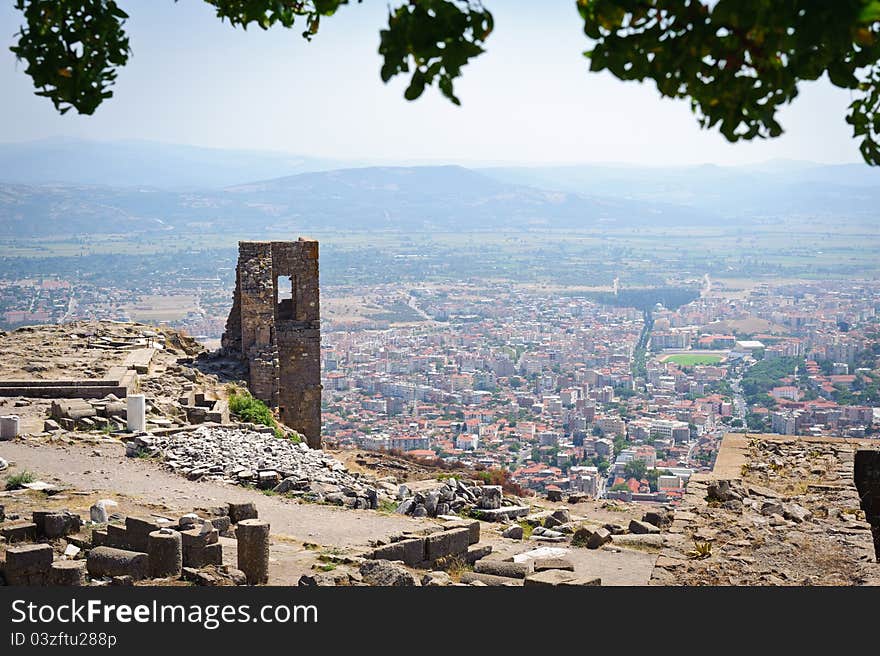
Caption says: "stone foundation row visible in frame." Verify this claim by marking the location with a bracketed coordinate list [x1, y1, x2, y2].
[0, 501, 272, 586]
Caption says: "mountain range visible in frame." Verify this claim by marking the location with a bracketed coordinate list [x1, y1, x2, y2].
[1, 139, 877, 238]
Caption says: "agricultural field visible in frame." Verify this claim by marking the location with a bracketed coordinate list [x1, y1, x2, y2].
[124, 294, 197, 323]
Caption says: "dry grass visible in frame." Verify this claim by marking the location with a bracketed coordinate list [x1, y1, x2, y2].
[444, 556, 472, 582]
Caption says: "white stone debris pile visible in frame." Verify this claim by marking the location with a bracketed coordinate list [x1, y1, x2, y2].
[127, 425, 385, 509]
[395, 480, 530, 521]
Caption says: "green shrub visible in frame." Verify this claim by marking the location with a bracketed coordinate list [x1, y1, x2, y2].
[377, 499, 399, 514]
[5, 470, 36, 490]
[228, 389, 304, 443]
[229, 392, 275, 427]
[517, 520, 534, 539]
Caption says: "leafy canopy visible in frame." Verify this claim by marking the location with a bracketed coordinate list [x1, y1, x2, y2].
[623, 457, 648, 481]
[9, 0, 880, 163]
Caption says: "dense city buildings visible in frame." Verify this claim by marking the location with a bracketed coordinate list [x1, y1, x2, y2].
[2, 262, 878, 505]
[316, 279, 880, 502]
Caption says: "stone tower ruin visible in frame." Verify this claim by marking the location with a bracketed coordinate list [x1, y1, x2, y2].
[222, 239, 322, 448]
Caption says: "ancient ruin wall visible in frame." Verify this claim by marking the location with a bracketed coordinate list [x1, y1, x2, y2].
[222, 239, 321, 448]
[855, 450, 880, 559]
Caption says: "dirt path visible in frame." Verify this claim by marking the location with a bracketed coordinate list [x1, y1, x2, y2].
[0, 438, 429, 548]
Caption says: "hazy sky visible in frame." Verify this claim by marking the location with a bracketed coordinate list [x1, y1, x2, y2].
[0, 1, 869, 166]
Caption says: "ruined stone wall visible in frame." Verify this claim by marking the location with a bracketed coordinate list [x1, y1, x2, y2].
[855, 450, 880, 558]
[651, 434, 880, 586]
[222, 239, 321, 448]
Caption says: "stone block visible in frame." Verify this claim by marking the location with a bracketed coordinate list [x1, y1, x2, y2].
[91, 529, 109, 547]
[587, 527, 612, 549]
[524, 569, 579, 587]
[181, 527, 219, 548]
[90, 499, 118, 523]
[558, 576, 602, 586]
[443, 519, 480, 545]
[51, 400, 95, 421]
[551, 508, 572, 524]
[358, 559, 417, 586]
[501, 525, 524, 540]
[534, 557, 575, 572]
[148, 529, 182, 579]
[35, 511, 81, 539]
[106, 524, 131, 550]
[125, 516, 163, 551]
[209, 516, 232, 533]
[473, 506, 530, 521]
[465, 544, 493, 565]
[459, 571, 523, 586]
[184, 542, 223, 568]
[371, 538, 426, 566]
[66, 533, 93, 550]
[227, 501, 258, 524]
[1, 522, 37, 543]
[236, 519, 269, 585]
[628, 519, 661, 535]
[479, 485, 502, 510]
[643, 510, 672, 528]
[5, 544, 54, 584]
[426, 527, 470, 562]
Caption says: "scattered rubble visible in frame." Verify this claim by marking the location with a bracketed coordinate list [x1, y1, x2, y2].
[128, 425, 386, 509]
[394, 479, 529, 521]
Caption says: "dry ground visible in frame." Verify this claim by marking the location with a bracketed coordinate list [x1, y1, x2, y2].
[1, 437, 661, 586]
[0, 438, 434, 585]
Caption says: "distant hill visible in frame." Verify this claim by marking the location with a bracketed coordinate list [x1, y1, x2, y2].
[0, 138, 344, 189]
[0, 165, 707, 237]
[2, 147, 877, 238]
[480, 161, 880, 220]
[221, 165, 701, 231]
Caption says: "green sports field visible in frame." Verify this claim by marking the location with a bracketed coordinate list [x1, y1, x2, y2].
[663, 354, 724, 366]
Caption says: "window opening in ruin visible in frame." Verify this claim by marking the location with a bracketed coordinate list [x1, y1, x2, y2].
[277, 275, 295, 320]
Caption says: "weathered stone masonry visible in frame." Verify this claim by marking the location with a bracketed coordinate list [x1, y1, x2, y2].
[222, 239, 321, 448]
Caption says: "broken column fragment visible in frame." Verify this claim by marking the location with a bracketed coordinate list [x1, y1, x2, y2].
[86, 547, 150, 581]
[49, 560, 87, 586]
[148, 529, 183, 578]
[236, 519, 270, 585]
